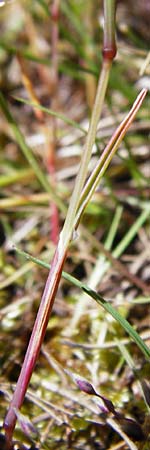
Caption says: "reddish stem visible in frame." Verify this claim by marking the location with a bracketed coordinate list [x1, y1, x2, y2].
[4, 244, 67, 447]
[47, 0, 60, 244]
[47, 140, 59, 244]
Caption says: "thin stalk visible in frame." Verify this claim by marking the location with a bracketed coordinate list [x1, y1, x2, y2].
[74, 89, 147, 229]
[47, 0, 60, 244]
[59, 0, 117, 248]
[4, 240, 67, 444]
[69, 191, 149, 334]
[3, 58, 112, 444]
[113, 207, 150, 258]
[103, 0, 116, 61]
[14, 247, 150, 361]
[4, 82, 147, 449]
[3, 87, 147, 446]
[13, 96, 86, 134]
[4, 2, 117, 445]
[61, 59, 112, 248]
[82, 226, 149, 293]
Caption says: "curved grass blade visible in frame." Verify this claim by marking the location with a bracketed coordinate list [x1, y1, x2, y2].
[13, 96, 86, 134]
[15, 247, 150, 361]
[74, 89, 147, 228]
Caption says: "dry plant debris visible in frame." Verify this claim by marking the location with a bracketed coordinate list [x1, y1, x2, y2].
[0, 1, 150, 449]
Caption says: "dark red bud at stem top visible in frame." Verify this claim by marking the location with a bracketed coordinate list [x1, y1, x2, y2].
[51, 0, 60, 21]
[103, 0, 117, 61]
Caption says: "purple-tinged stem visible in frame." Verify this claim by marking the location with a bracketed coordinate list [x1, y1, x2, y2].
[3, 2, 118, 446]
[47, 0, 60, 245]
[4, 241, 67, 446]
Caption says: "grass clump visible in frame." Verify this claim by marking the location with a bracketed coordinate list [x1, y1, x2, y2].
[0, 1, 150, 449]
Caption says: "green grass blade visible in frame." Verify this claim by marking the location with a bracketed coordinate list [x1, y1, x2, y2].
[14, 97, 86, 134]
[0, 93, 65, 213]
[74, 89, 147, 228]
[104, 205, 123, 250]
[82, 285, 150, 360]
[15, 247, 150, 361]
[0, 168, 33, 188]
[113, 207, 150, 258]
[0, 39, 50, 65]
